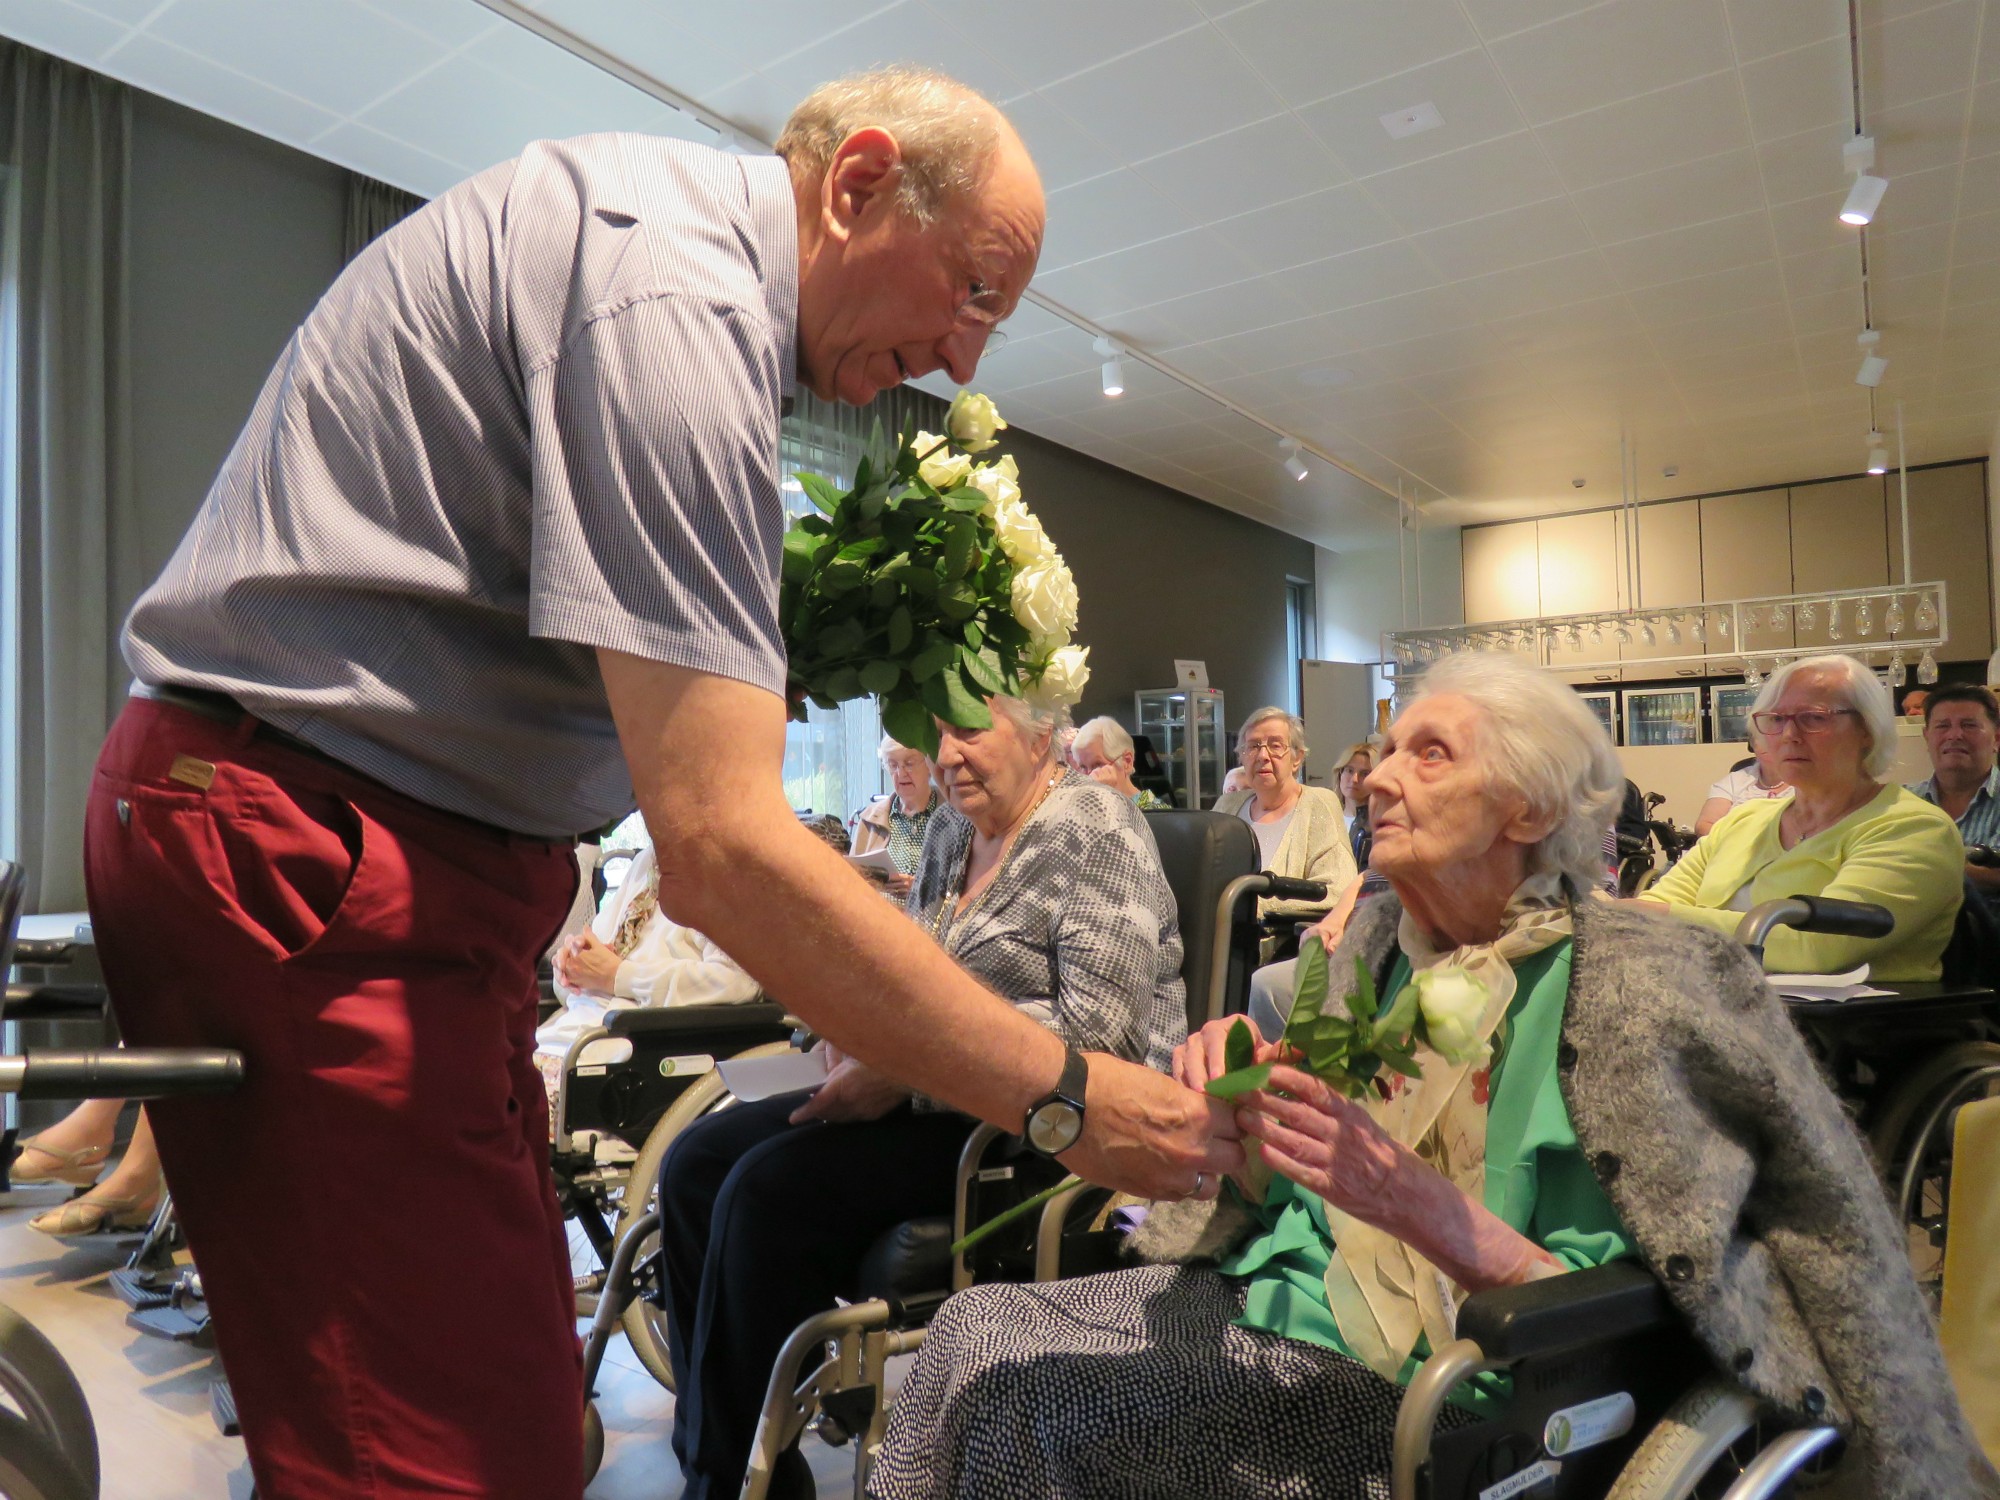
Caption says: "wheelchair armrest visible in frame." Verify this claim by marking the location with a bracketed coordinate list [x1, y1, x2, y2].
[9, 938, 75, 966]
[4, 981, 111, 1021]
[1457, 1260, 1674, 1361]
[603, 1000, 793, 1038]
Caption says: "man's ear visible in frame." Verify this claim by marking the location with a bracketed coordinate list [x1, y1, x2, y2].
[820, 126, 904, 246]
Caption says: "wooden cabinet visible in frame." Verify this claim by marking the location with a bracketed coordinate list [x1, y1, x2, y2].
[1790, 478, 1888, 653]
[1461, 520, 1540, 624]
[1622, 500, 1704, 677]
[1538, 511, 1623, 681]
[1886, 463, 1993, 663]
[1699, 490, 1795, 655]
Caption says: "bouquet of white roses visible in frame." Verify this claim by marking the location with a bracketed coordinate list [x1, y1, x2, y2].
[780, 392, 1089, 756]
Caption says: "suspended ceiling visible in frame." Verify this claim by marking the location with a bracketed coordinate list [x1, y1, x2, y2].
[5, 0, 1997, 548]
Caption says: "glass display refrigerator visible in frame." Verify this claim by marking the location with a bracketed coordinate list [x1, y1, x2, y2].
[1709, 684, 1759, 746]
[1574, 690, 1617, 744]
[1134, 687, 1228, 808]
[1622, 686, 1702, 746]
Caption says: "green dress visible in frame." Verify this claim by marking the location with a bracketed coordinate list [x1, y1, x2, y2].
[1219, 940, 1632, 1411]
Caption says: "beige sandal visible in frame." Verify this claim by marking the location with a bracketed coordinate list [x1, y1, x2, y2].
[28, 1190, 159, 1239]
[8, 1137, 111, 1187]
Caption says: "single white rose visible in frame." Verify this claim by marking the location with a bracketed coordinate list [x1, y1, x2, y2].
[990, 495, 1052, 564]
[947, 391, 1006, 452]
[966, 463, 1022, 518]
[1413, 966, 1489, 1065]
[1011, 556, 1079, 649]
[1033, 644, 1091, 707]
[913, 430, 972, 490]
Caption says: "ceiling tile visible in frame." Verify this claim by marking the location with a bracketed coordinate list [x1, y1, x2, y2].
[312, 119, 468, 197]
[1789, 286, 1867, 333]
[1741, 35, 1853, 141]
[1874, 88, 1981, 174]
[1215, 0, 1479, 106]
[68, 0, 163, 23]
[1970, 79, 2000, 159]
[1981, 6, 2000, 84]
[1645, 299, 1799, 353]
[358, 54, 607, 173]
[1135, 114, 1349, 222]
[1724, 0, 1847, 64]
[1756, 121, 1856, 202]
[354, 0, 498, 50]
[1038, 25, 1285, 161]
[1039, 169, 1193, 268]
[460, 27, 683, 133]
[1141, 276, 1311, 343]
[997, 94, 1124, 193]
[1295, 48, 1529, 177]
[1781, 243, 1864, 295]
[1599, 211, 1778, 289]
[1456, 0, 1607, 43]
[1490, 0, 1736, 125]
[1270, 240, 1444, 314]
[524, 1, 751, 97]
[145, 0, 449, 116]
[1052, 228, 1257, 312]
[752, 5, 1029, 124]
[1571, 148, 1767, 241]
[663, 0, 887, 73]
[1455, 252, 1624, 318]
[103, 31, 342, 148]
[1627, 258, 1790, 320]
[971, 334, 1093, 390]
[0, 0, 127, 62]
[1536, 71, 1754, 189]
[1871, 161, 1964, 228]
[1317, 283, 1485, 350]
[994, 300, 1076, 342]
[1362, 132, 1566, 233]
[1862, 0, 1980, 110]
[1872, 219, 1958, 279]
[1409, 197, 1593, 279]
[926, 0, 1205, 91]
[1209, 182, 1404, 271]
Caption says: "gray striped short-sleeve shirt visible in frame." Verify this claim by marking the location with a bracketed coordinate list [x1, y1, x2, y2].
[123, 134, 799, 837]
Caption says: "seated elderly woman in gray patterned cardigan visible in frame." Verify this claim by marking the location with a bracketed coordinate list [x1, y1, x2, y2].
[656, 691, 1187, 1500]
[869, 652, 1995, 1500]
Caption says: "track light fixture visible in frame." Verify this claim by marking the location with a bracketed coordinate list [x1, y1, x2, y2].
[1279, 437, 1308, 483]
[1866, 432, 1888, 475]
[1855, 329, 1887, 387]
[1839, 135, 1886, 225]
[1091, 336, 1125, 398]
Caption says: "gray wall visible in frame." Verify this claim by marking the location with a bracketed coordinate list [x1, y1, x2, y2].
[1001, 424, 1317, 730]
[122, 91, 345, 627]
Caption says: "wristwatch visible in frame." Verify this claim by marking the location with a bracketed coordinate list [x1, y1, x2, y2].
[1023, 1044, 1089, 1156]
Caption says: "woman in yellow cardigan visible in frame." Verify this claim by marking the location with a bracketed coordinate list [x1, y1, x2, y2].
[1638, 653, 1962, 979]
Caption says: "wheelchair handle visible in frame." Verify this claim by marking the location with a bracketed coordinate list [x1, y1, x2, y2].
[1734, 896, 1895, 957]
[1259, 873, 1328, 905]
[1206, 873, 1331, 1023]
[1967, 844, 2000, 868]
[0, 1048, 245, 1100]
[8, 937, 75, 966]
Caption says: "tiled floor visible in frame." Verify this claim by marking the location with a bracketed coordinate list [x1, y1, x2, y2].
[0, 1187, 859, 1499]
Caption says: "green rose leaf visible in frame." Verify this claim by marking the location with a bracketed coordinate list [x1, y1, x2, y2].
[817, 619, 864, 657]
[835, 537, 883, 564]
[1377, 1046, 1423, 1079]
[910, 640, 955, 682]
[796, 472, 842, 516]
[1205, 1062, 1274, 1100]
[943, 518, 977, 580]
[1370, 980, 1422, 1046]
[887, 606, 914, 655]
[1347, 954, 1378, 1024]
[823, 666, 861, 701]
[937, 581, 980, 620]
[1287, 936, 1330, 1034]
[859, 660, 901, 694]
[820, 560, 864, 595]
[856, 481, 891, 523]
[869, 575, 897, 609]
[904, 568, 938, 600]
[882, 695, 936, 756]
[942, 487, 989, 513]
[921, 664, 992, 729]
[964, 619, 985, 651]
[781, 528, 818, 584]
[960, 644, 1006, 695]
[1223, 1017, 1257, 1074]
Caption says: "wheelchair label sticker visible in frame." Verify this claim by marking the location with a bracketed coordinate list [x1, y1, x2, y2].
[658, 1054, 717, 1078]
[1543, 1391, 1636, 1456]
[1479, 1459, 1560, 1499]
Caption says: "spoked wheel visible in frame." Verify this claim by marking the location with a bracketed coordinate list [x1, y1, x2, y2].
[1868, 1042, 2000, 1312]
[1606, 1379, 1841, 1499]
[0, 1304, 98, 1498]
[613, 1041, 792, 1391]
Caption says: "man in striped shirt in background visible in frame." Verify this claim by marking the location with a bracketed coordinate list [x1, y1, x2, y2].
[86, 67, 1242, 1499]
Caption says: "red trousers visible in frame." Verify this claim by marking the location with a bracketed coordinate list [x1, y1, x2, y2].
[84, 699, 583, 1498]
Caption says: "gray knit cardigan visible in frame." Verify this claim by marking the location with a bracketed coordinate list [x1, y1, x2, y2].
[1137, 893, 1998, 1499]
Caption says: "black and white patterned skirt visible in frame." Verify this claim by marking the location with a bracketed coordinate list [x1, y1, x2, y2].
[869, 1264, 1443, 1500]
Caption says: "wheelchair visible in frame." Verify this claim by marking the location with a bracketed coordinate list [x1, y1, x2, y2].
[0, 859, 245, 1500]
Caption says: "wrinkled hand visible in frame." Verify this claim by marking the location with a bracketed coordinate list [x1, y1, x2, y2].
[1171, 1017, 1287, 1093]
[554, 931, 623, 995]
[789, 1044, 911, 1124]
[1056, 1053, 1244, 1201]
[884, 871, 914, 898]
[1235, 1064, 1409, 1221]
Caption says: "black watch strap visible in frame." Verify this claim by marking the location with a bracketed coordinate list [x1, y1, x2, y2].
[1023, 1044, 1089, 1156]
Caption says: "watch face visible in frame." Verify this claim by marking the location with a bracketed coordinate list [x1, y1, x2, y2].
[1027, 1100, 1082, 1155]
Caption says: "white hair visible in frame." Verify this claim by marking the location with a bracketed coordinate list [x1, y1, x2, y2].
[1409, 653, 1623, 893]
[1750, 654, 1897, 780]
[990, 694, 1072, 756]
[775, 67, 1002, 226]
[878, 734, 927, 766]
[1237, 707, 1309, 762]
[1073, 715, 1133, 761]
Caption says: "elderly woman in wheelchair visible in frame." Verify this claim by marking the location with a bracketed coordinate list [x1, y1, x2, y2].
[657, 691, 1188, 1500]
[868, 652, 1995, 1500]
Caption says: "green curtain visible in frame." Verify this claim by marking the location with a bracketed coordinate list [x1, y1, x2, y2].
[1, 40, 133, 913]
[342, 172, 424, 263]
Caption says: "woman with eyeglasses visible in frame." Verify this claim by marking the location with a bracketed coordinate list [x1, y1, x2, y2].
[1633, 654, 1962, 979]
[1213, 708, 1357, 945]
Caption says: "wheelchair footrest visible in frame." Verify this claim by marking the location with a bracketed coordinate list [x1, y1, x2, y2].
[128, 1302, 213, 1343]
[107, 1265, 178, 1311]
[211, 1380, 241, 1437]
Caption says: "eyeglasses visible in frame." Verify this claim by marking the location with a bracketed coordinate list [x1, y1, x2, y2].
[957, 279, 1009, 329]
[1242, 739, 1294, 758]
[1750, 709, 1858, 736]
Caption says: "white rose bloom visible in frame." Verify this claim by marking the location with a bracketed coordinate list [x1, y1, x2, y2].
[1012, 556, 1079, 650]
[1413, 966, 1489, 1065]
[966, 462, 1022, 515]
[913, 431, 972, 491]
[991, 496, 1052, 564]
[947, 391, 1006, 452]
[1034, 644, 1091, 707]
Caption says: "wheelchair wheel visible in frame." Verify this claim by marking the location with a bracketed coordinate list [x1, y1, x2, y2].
[613, 1040, 794, 1392]
[0, 1409, 91, 1500]
[1606, 1377, 1837, 1499]
[1867, 1041, 2000, 1309]
[0, 1305, 98, 1497]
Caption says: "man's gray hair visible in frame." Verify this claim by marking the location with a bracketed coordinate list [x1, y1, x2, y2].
[1409, 653, 1623, 892]
[1751, 654, 1898, 780]
[1237, 707, 1308, 762]
[1073, 715, 1133, 761]
[775, 67, 1002, 225]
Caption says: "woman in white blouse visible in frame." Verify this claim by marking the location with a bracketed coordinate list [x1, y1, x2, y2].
[1212, 707, 1356, 934]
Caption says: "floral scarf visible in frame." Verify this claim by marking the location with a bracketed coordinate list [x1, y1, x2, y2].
[1320, 874, 1572, 1380]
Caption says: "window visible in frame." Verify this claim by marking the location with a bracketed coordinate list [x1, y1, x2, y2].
[1284, 576, 1317, 716]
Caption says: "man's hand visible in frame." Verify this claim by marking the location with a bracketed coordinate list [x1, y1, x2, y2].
[1171, 1017, 1286, 1093]
[1057, 1054, 1244, 1201]
[789, 1044, 911, 1124]
[554, 931, 622, 995]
